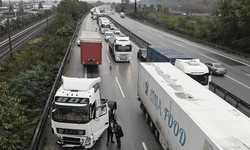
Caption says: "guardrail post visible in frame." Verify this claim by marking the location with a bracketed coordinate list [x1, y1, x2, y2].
[224, 92, 227, 100]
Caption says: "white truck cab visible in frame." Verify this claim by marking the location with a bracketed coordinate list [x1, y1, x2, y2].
[51, 76, 116, 148]
[175, 59, 211, 88]
[109, 35, 132, 62]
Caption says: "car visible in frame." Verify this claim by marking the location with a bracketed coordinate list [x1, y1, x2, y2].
[110, 24, 115, 30]
[114, 30, 121, 36]
[104, 31, 113, 42]
[137, 48, 147, 62]
[205, 62, 227, 75]
[77, 37, 81, 46]
[120, 12, 125, 18]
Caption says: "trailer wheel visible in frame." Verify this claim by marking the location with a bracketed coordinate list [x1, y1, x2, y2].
[154, 128, 160, 143]
[149, 118, 155, 133]
[145, 112, 149, 124]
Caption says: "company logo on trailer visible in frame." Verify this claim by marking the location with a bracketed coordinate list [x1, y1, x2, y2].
[145, 82, 186, 147]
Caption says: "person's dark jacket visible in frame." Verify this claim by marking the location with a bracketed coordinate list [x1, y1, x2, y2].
[114, 124, 124, 138]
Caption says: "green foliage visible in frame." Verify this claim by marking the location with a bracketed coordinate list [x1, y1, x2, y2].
[10, 63, 58, 108]
[0, 1, 91, 149]
[0, 82, 27, 150]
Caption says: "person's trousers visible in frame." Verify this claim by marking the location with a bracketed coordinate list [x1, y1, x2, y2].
[116, 137, 121, 149]
[107, 130, 114, 142]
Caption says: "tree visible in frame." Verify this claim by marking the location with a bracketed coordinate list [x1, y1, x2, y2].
[0, 82, 27, 149]
[162, 6, 169, 13]
[39, 2, 43, 9]
[9, 2, 14, 12]
[18, 1, 25, 12]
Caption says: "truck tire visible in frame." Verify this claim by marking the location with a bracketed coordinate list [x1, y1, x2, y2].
[109, 46, 111, 52]
[154, 128, 160, 143]
[108, 101, 117, 116]
[149, 118, 155, 133]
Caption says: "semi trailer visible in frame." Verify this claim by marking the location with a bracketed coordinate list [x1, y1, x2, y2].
[138, 62, 250, 150]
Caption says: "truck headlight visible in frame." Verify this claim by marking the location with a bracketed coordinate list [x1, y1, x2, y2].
[85, 137, 91, 145]
[115, 56, 119, 61]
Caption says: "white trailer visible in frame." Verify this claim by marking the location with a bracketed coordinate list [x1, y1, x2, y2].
[175, 59, 211, 88]
[51, 76, 117, 148]
[138, 62, 250, 150]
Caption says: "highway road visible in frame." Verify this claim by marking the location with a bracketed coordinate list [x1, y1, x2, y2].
[43, 13, 162, 150]
[43, 7, 250, 150]
[108, 10, 250, 105]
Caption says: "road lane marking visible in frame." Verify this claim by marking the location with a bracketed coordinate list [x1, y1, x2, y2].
[142, 142, 148, 150]
[85, 67, 87, 78]
[199, 53, 218, 62]
[225, 75, 250, 89]
[247, 74, 250, 77]
[160, 42, 168, 47]
[174, 42, 184, 47]
[131, 27, 134, 29]
[147, 35, 152, 39]
[106, 54, 110, 63]
[115, 77, 125, 98]
[138, 31, 142, 33]
[159, 36, 165, 39]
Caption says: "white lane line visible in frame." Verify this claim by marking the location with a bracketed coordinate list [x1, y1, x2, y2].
[139, 27, 143, 30]
[163, 33, 250, 67]
[174, 42, 184, 47]
[225, 75, 250, 89]
[160, 42, 168, 47]
[138, 31, 142, 33]
[85, 67, 87, 78]
[106, 54, 110, 63]
[131, 27, 135, 29]
[247, 74, 250, 77]
[130, 59, 133, 63]
[159, 36, 165, 39]
[142, 142, 148, 150]
[147, 35, 152, 39]
[115, 77, 125, 98]
[199, 53, 218, 62]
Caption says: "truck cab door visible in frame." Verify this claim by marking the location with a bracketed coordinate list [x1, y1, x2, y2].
[91, 104, 109, 141]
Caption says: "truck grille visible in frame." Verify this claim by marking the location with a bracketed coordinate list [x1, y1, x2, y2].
[120, 54, 128, 60]
[63, 137, 80, 144]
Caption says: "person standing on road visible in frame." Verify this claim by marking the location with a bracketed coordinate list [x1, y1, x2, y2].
[106, 114, 116, 146]
[113, 122, 124, 150]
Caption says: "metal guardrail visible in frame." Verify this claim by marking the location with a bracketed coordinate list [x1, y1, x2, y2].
[107, 16, 150, 49]
[209, 82, 250, 117]
[108, 15, 250, 117]
[29, 12, 88, 150]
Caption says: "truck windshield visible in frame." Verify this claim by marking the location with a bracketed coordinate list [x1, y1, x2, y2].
[188, 73, 209, 86]
[116, 45, 132, 52]
[101, 24, 110, 28]
[52, 105, 90, 124]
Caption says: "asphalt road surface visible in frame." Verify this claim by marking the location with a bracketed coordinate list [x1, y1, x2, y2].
[43, 13, 162, 150]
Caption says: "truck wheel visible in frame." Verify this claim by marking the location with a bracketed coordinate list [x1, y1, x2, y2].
[145, 112, 149, 124]
[154, 129, 160, 143]
[109, 46, 111, 52]
[149, 118, 155, 133]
